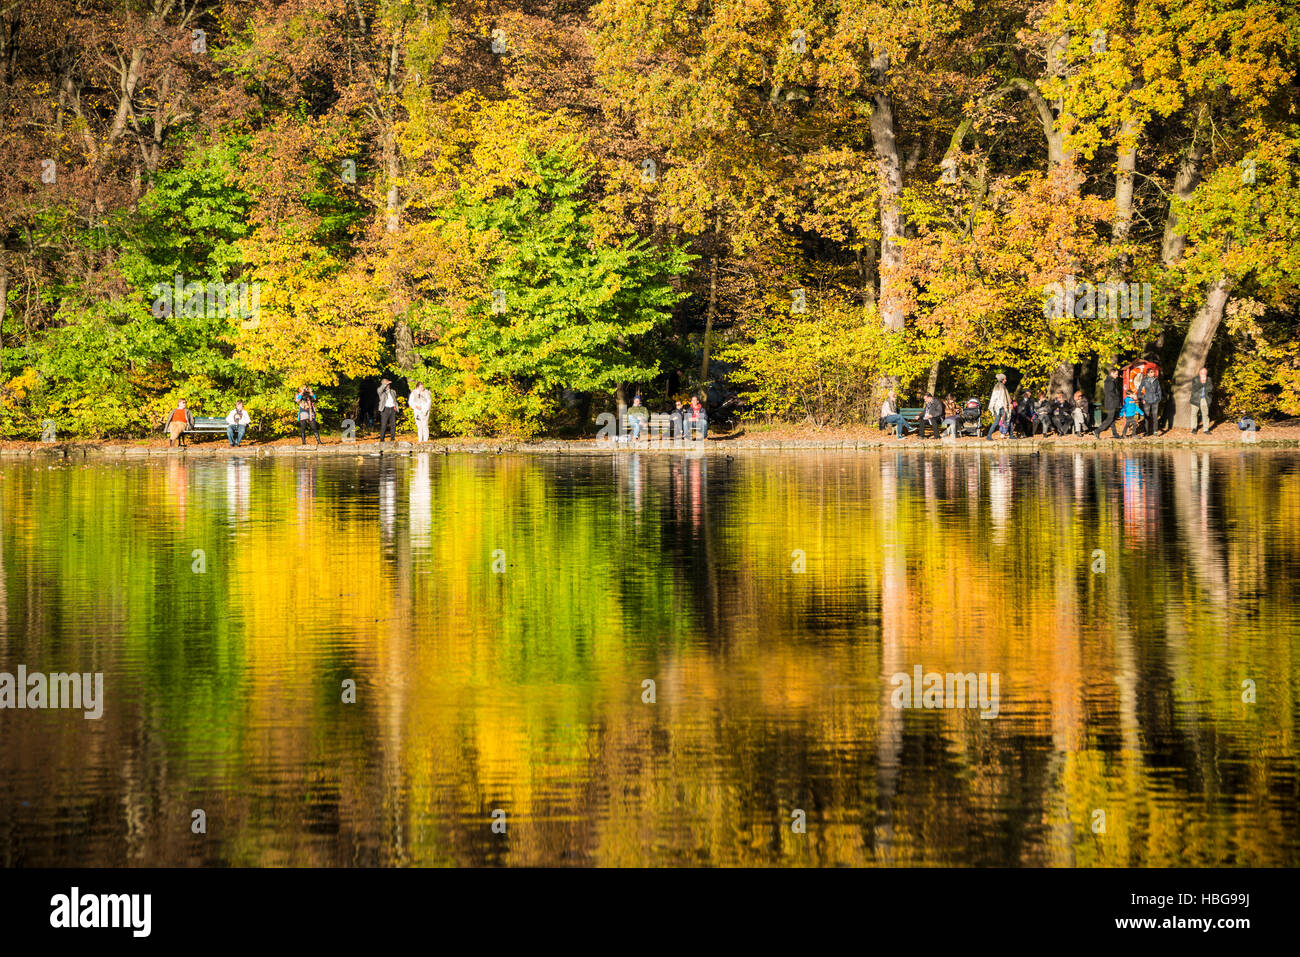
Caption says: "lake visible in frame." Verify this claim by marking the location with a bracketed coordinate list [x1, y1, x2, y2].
[1, 448, 1296, 866]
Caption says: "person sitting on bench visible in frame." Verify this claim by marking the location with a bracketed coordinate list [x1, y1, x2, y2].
[163, 400, 194, 448]
[920, 393, 945, 438]
[1071, 390, 1091, 435]
[686, 395, 708, 439]
[225, 401, 252, 447]
[942, 394, 961, 438]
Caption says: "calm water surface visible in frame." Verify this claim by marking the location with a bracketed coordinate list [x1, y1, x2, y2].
[1, 448, 1297, 866]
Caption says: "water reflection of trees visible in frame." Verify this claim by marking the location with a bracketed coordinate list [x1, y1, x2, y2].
[0, 450, 1296, 866]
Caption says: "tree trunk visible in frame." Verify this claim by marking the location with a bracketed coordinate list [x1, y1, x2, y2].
[1161, 104, 1209, 265]
[380, 121, 416, 371]
[699, 215, 719, 383]
[1007, 78, 1069, 170]
[857, 244, 876, 311]
[870, 54, 905, 334]
[1171, 276, 1233, 429]
[1112, 113, 1138, 244]
[1049, 362, 1076, 400]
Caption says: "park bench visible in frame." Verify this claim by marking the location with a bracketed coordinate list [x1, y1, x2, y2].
[608, 411, 705, 441]
[186, 417, 230, 439]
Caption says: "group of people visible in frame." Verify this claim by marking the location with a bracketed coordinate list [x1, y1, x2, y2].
[626, 395, 709, 440]
[880, 365, 1216, 441]
[158, 378, 437, 447]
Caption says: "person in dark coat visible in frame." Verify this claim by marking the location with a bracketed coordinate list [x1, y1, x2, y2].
[377, 378, 400, 442]
[1097, 367, 1122, 438]
[1139, 368, 1163, 436]
[1189, 367, 1214, 433]
[1050, 391, 1072, 435]
[920, 393, 945, 438]
[1032, 392, 1053, 436]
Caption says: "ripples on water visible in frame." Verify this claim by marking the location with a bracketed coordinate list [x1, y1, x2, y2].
[0, 449, 1297, 866]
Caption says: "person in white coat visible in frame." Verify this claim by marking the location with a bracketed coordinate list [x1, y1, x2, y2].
[225, 401, 253, 447]
[986, 373, 1012, 440]
[409, 382, 432, 443]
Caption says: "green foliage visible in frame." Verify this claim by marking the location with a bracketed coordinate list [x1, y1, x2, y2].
[410, 146, 694, 436]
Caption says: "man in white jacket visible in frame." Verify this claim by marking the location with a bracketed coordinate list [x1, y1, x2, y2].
[226, 401, 253, 447]
[409, 382, 432, 443]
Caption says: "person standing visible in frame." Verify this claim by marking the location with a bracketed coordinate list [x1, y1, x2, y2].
[377, 378, 399, 442]
[295, 385, 322, 445]
[225, 400, 252, 447]
[409, 381, 432, 443]
[1097, 367, 1122, 438]
[163, 399, 194, 448]
[1189, 367, 1214, 434]
[1121, 372, 1143, 438]
[986, 373, 1011, 440]
[1139, 367, 1163, 436]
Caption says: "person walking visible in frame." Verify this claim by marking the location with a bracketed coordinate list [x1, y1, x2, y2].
[409, 381, 432, 443]
[295, 385, 322, 445]
[986, 373, 1011, 440]
[225, 400, 252, 447]
[377, 378, 399, 442]
[1097, 367, 1122, 438]
[1139, 367, 1162, 436]
[1189, 367, 1214, 434]
[163, 399, 194, 448]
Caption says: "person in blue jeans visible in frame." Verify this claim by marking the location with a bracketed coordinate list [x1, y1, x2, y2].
[880, 390, 914, 438]
[225, 401, 252, 446]
[687, 396, 708, 439]
[627, 395, 649, 439]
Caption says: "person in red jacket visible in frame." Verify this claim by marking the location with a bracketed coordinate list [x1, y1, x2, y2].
[162, 400, 194, 448]
[687, 395, 708, 440]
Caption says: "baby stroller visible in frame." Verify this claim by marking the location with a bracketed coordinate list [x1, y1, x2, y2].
[959, 398, 984, 437]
